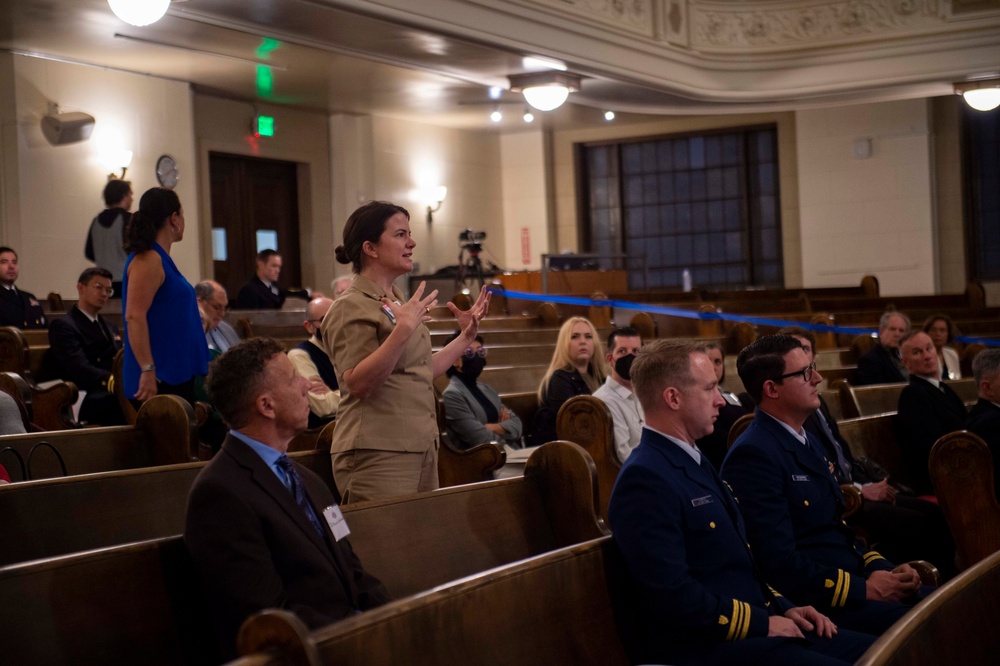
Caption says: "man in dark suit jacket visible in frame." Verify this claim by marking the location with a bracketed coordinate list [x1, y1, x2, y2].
[724, 335, 923, 636]
[234, 249, 286, 309]
[185, 338, 390, 660]
[895, 330, 967, 496]
[45, 267, 124, 425]
[0, 246, 46, 329]
[855, 312, 909, 385]
[610, 339, 873, 665]
[965, 348, 1000, 501]
[781, 326, 955, 575]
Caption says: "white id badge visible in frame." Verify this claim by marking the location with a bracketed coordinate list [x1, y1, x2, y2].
[323, 504, 351, 541]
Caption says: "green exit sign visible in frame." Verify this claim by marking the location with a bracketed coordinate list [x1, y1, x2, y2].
[255, 115, 275, 137]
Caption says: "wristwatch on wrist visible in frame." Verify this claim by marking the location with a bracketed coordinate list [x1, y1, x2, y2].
[140, 363, 156, 373]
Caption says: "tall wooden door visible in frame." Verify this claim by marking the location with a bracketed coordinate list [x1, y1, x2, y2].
[208, 153, 301, 298]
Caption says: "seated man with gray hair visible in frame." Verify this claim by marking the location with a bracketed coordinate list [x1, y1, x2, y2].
[965, 348, 1000, 502]
[195, 280, 240, 354]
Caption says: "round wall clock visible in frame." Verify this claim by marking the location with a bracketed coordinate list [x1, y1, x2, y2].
[156, 154, 179, 189]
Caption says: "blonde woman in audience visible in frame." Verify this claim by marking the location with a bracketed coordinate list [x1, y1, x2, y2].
[323, 201, 489, 503]
[527, 316, 609, 447]
[923, 314, 962, 379]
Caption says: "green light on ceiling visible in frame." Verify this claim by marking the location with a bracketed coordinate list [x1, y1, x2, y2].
[255, 38, 281, 60]
[256, 65, 274, 98]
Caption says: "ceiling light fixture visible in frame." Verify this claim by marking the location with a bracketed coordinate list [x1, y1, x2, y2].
[108, 0, 171, 27]
[604, 111, 616, 121]
[508, 71, 582, 112]
[490, 107, 503, 123]
[955, 79, 1000, 112]
[523, 109, 534, 123]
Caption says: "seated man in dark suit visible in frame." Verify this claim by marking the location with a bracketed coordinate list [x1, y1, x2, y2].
[44, 267, 124, 425]
[895, 330, 967, 496]
[185, 338, 390, 659]
[287, 297, 340, 429]
[610, 339, 874, 665]
[234, 249, 286, 309]
[724, 335, 923, 636]
[781, 326, 954, 577]
[855, 312, 909, 385]
[967, 348, 1000, 501]
[195, 280, 240, 354]
[0, 246, 46, 329]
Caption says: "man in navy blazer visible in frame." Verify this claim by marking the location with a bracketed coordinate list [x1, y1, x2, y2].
[724, 335, 923, 636]
[966, 348, 1000, 502]
[855, 312, 909, 386]
[44, 267, 124, 425]
[895, 330, 967, 496]
[185, 338, 389, 660]
[610, 339, 873, 665]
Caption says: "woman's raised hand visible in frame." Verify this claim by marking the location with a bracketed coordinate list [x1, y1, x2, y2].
[448, 284, 491, 340]
[382, 281, 438, 335]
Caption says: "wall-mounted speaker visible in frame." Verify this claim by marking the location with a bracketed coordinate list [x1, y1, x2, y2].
[40, 112, 95, 146]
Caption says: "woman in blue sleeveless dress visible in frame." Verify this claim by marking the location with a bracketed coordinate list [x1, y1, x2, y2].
[122, 187, 209, 405]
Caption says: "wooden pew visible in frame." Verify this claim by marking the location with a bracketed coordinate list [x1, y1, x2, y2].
[432, 363, 547, 395]
[236, 537, 629, 666]
[855, 548, 1000, 666]
[929, 431, 1000, 571]
[839, 379, 976, 419]
[0, 450, 335, 567]
[0, 371, 78, 431]
[0, 441, 606, 663]
[557, 395, 620, 522]
[836, 412, 909, 487]
[0, 394, 195, 480]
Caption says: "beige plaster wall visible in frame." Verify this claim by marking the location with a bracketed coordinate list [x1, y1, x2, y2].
[4, 54, 199, 297]
[500, 130, 548, 271]
[796, 99, 937, 296]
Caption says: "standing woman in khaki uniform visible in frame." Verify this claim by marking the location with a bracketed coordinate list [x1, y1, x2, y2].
[323, 201, 489, 503]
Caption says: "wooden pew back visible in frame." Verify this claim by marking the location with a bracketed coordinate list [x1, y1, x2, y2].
[929, 431, 1000, 570]
[0, 394, 194, 479]
[0, 450, 335, 567]
[0, 442, 606, 663]
[840, 379, 977, 419]
[856, 549, 1000, 666]
[557, 395, 620, 522]
[837, 412, 905, 483]
[238, 538, 629, 666]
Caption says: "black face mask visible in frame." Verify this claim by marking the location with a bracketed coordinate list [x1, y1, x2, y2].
[615, 354, 636, 381]
[461, 356, 486, 380]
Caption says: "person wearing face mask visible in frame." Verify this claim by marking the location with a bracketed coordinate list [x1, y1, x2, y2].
[593, 326, 644, 462]
[696, 342, 754, 470]
[441, 331, 522, 450]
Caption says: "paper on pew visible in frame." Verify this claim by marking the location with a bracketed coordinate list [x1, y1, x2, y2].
[494, 444, 539, 479]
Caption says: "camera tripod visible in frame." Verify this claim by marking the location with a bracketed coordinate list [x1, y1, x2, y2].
[455, 243, 487, 292]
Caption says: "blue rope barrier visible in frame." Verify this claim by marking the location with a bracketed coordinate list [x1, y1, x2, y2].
[488, 287, 1000, 347]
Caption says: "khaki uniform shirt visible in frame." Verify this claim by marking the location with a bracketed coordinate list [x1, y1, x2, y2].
[321, 274, 437, 454]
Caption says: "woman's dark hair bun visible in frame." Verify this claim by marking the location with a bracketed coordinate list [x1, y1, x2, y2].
[334, 245, 350, 264]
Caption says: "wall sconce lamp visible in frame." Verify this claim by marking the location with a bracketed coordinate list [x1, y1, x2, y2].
[955, 79, 1000, 112]
[108, 0, 171, 27]
[508, 71, 582, 111]
[106, 150, 133, 180]
[425, 185, 447, 223]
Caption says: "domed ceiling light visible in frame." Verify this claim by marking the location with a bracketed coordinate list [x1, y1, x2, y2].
[108, 0, 171, 27]
[509, 72, 582, 112]
[955, 79, 1000, 112]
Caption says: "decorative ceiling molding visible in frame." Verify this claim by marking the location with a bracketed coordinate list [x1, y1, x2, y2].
[690, 0, 955, 53]
[484, 0, 660, 39]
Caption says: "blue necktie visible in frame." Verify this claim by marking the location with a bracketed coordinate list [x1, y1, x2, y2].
[275, 454, 325, 538]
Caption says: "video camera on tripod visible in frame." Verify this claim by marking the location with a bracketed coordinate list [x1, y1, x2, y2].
[459, 229, 486, 253]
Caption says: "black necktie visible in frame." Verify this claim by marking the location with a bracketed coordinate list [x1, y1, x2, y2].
[275, 454, 325, 538]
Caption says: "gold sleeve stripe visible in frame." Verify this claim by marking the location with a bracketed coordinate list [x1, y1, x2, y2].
[726, 599, 740, 641]
[737, 601, 751, 639]
[864, 551, 885, 564]
[832, 570, 850, 607]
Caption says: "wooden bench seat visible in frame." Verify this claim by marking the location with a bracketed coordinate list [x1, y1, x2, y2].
[433, 363, 547, 395]
[0, 441, 606, 664]
[838, 379, 976, 419]
[235, 537, 629, 666]
[557, 395, 620, 522]
[855, 548, 1000, 666]
[0, 394, 195, 479]
[837, 412, 909, 487]
[0, 371, 78, 431]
